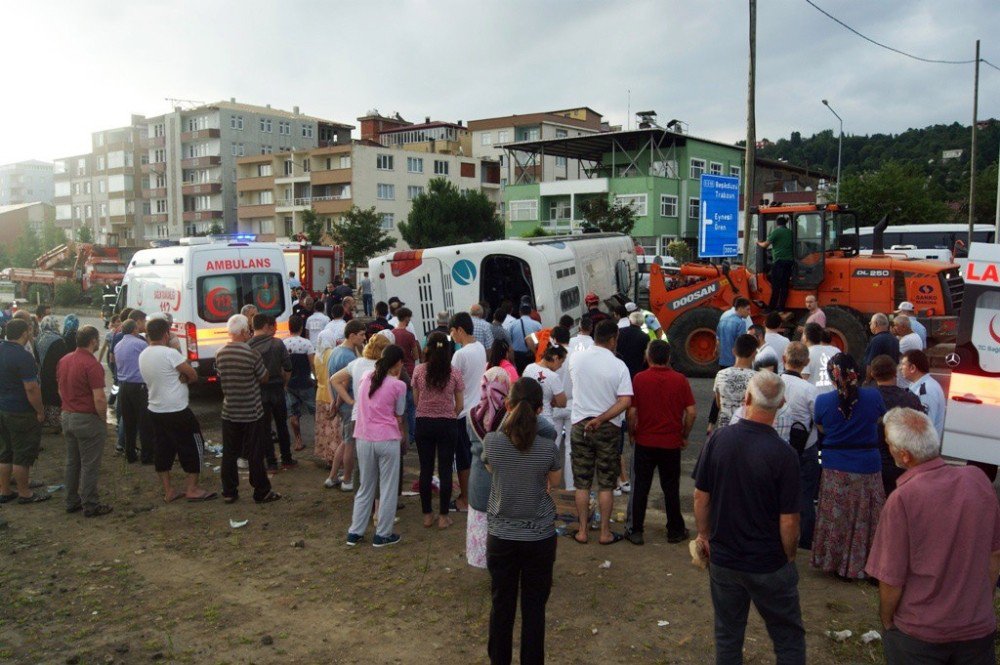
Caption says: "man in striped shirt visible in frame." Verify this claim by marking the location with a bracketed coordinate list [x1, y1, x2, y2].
[216, 314, 280, 504]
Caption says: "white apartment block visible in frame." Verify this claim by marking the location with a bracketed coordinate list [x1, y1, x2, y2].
[0, 160, 54, 206]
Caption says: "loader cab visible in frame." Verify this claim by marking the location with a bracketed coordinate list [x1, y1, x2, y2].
[750, 205, 858, 289]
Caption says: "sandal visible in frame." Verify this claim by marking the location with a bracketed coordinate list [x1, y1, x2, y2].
[599, 532, 625, 545]
[0, 492, 17, 504]
[17, 493, 51, 505]
[84, 504, 113, 518]
[255, 491, 282, 504]
[186, 492, 218, 502]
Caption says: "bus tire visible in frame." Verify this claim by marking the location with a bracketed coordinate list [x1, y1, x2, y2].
[669, 308, 722, 377]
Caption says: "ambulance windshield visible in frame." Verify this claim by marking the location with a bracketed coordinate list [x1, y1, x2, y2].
[197, 273, 285, 323]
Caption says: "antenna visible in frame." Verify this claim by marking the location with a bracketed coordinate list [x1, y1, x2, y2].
[164, 97, 206, 110]
[627, 89, 631, 130]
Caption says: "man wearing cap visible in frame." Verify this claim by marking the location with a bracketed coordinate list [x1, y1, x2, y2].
[585, 293, 609, 326]
[895, 302, 926, 348]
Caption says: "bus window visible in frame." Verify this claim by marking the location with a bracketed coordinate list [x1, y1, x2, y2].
[248, 273, 284, 317]
[198, 275, 239, 323]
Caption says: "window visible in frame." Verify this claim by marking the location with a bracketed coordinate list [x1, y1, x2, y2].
[730, 165, 742, 179]
[83, 181, 91, 194]
[690, 158, 706, 179]
[284, 216, 294, 237]
[257, 164, 272, 177]
[85, 204, 93, 219]
[407, 157, 423, 173]
[481, 133, 492, 146]
[261, 145, 273, 155]
[76, 159, 87, 175]
[187, 143, 208, 159]
[339, 155, 351, 169]
[615, 194, 647, 217]
[74, 206, 82, 220]
[155, 199, 167, 213]
[97, 156, 106, 171]
[99, 203, 107, 218]
[509, 200, 538, 221]
[377, 183, 395, 200]
[559, 287, 581, 312]
[260, 118, 272, 133]
[555, 129, 568, 139]
[97, 180, 106, 194]
[379, 213, 395, 230]
[497, 130, 510, 143]
[278, 120, 291, 135]
[688, 197, 700, 221]
[460, 162, 475, 178]
[301, 158, 310, 173]
[556, 155, 567, 168]
[197, 275, 238, 323]
[301, 124, 313, 138]
[72, 182, 81, 195]
[434, 160, 449, 175]
[156, 224, 168, 238]
[710, 162, 723, 175]
[230, 115, 244, 130]
[284, 160, 294, 176]
[407, 185, 424, 200]
[549, 201, 572, 224]
[154, 149, 166, 163]
[258, 191, 273, 205]
[187, 116, 207, 132]
[153, 124, 165, 137]
[377, 154, 394, 171]
[660, 194, 678, 217]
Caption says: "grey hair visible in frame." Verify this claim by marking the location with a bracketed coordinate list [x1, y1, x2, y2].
[872, 313, 889, 329]
[227, 314, 250, 335]
[240, 304, 257, 317]
[894, 314, 911, 333]
[629, 311, 645, 326]
[747, 370, 785, 410]
[884, 407, 940, 461]
[470, 303, 484, 317]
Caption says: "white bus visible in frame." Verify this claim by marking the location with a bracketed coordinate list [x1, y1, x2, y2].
[848, 223, 996, 263]
[369, 233, 637, 337]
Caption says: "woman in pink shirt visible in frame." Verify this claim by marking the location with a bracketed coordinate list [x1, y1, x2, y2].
[412, 331, 464, 529]
[487, 339, 519, 384]
[346, 345, 407, 548]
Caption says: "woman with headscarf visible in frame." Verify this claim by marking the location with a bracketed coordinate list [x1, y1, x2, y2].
[37, 315, 69, 430]
[62, 313, 80, 352]
[810, 352, 887, 580]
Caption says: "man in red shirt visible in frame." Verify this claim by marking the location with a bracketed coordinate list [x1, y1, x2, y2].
[57, 325, 113, 517]
[624, 340, 696, 545]
[866, 407, 1000, 664]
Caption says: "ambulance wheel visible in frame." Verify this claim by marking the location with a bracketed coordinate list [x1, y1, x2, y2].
[669, 308, 722, 377]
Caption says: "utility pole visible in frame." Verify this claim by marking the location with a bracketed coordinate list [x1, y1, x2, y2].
[969, 39, 979, 250]
[995, 138, 1000, 243]
[741, 0, 757, 261]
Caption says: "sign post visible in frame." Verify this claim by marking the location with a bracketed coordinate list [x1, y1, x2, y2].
[698, 174, 741, 259]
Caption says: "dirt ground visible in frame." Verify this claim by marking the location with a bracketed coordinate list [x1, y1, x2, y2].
[1, 399, 889, 665]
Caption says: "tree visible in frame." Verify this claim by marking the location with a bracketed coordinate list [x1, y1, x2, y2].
[521, 226, 550, 238]
[207, 222, 224, 235]
[40, 219, 66, 249]
[839, 162, 950, 226]
[329, 206, 395, 266]
[301, 208, 324, 245]
[665, 239, 692, 264]
[76, 225, 94, 243]
[952, 162, 998, 224]
[398, 178, 502, 248]
[578, 197, 637, 235]
[11, 228, 41, 268]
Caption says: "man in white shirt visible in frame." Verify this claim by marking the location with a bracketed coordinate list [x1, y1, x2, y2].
[894, 314, 924, 354]
[801, 322, 838, 394]
[316, 303, 347, 352]
[450, 312, 487, 512]
[568, 315, 595, 355]
[779, 341, 820, 548]
[569, 319, 633, 545]
[901, 349, 946, 439]
[895, 301, 927, 347]
[616, 304, 632, 329]
[304, 299, 330, 342]
[138, 317, 216, 503]
[749, 324, 782, 373]
[764, 312, 790, 370]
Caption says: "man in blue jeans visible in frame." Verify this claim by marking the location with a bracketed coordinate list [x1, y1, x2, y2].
[694, 371, 805, 664]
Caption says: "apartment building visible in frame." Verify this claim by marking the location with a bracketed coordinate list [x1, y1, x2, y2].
[141, 99, 353, 241]
[236, 141, 501, 248]
[0, 202, 55, 246]
[0, 160, 54, 205]
[53, 116, 146, 245]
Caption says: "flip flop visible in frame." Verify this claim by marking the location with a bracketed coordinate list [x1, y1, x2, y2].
[255, 491, 282, 504]
[163, 492, 184, 504]
[186, 492, 218, 502]
[0, 492, 17, 504]
[569, 530, 588, 544]
[17, 493, 51, 505]
[600, 532, 625, 545]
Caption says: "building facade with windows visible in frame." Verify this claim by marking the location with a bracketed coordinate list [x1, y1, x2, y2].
[0, 202, 55, 247]
[0, 160, 54, 206]
[53, 116, 147, 245]
[236, 141, 501, 248]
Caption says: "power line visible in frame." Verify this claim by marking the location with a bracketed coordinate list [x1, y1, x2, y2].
[805, 0, 997, 69]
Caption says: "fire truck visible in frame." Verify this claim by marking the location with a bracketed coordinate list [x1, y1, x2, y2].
[0, 243, 126, 301]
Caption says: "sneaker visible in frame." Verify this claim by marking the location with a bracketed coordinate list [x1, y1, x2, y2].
[84, 504, 113, 518]
[613, 487, 623, 497]
[340, 482, 354, 492]
[323, 477, 341, 489]
[617, 481, 632, 494]
[346, 533, 363, 547]
[625, 530, 644, 545]
[667, 528, 691, 544]
[237, 458, 249, 469]
[372, 533, 401, 548]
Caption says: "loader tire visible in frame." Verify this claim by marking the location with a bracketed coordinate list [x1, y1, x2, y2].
[669, 308, 723, 377]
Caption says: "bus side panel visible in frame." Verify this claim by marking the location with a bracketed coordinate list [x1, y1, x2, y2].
[375, 257, 445, 339]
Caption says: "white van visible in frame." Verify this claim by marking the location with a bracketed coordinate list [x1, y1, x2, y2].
[118, 238, 290, 379]
[368, 233, 637, 338]
[942, 242, 1000, 464]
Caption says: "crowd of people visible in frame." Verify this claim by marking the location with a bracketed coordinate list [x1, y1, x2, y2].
[1, 280, 998, 665]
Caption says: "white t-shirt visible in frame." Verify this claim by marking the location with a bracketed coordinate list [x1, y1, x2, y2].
[616, 317, 630, 329]
[282, 335, 315, 356]
[804, 344, 839, 394]
[754, 345, 782, 372]
[523, 362, 565, 419]
[305, 312, 330, 340]
[452, 340, 487, 419]
[345, 357, 376, 421]
[319, 319, 347, 347]
[713, 367, 755, 427]
[569, 345, 633, 426]
[899, 332, 924, 354]
[765, 331, 790, 369]
[138, 345, 188, 413]
[568, 334, 594, 355]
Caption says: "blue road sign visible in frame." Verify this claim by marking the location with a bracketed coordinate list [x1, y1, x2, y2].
[698, 174, 741, 258]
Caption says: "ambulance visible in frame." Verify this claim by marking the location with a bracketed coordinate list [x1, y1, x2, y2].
[942, 242, 1000, 464]
[117, 238, 290, 379]
[368, 233, 637, 338]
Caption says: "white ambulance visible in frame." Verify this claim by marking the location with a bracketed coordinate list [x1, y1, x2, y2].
[118, 238, 290, 380]
[368, 233, 637, 338]
[942, 242, 1000, 464]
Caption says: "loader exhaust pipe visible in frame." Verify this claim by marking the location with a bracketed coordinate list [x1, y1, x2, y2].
[871, 215, 889, 256]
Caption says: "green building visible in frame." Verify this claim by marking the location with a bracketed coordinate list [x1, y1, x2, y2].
[500, 127, 744, 256]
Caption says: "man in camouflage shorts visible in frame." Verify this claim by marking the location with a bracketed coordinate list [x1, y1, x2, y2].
[568, 319, 633, 545]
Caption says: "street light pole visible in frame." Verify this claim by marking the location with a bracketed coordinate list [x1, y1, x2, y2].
[822, 99, 843, 203]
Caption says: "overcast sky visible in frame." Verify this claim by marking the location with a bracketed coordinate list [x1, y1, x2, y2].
[2, 0, 998, 164]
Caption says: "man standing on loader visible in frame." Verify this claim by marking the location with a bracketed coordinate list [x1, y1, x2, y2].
[756, 215, 794, 312]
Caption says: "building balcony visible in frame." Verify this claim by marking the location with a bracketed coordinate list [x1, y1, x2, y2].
[181, 128, 221, 142]
[237, 203, 276, 218]
[141, 135, 166, 149]
[313, 197, 353, 215]
[310, 168, 352, 186]
[538, 178, 609, 196]
[275, 194, 351, 212]
[236, 176, 275, 192]
[182, 210, 224, 222]
[141, 161, 166, 174]
[142, 187, 167, 198]
[275, 173, 310, 184]
[181, 182, 222, 196]
[143, 213, 169, 224]
[181, 156, 222, 169]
